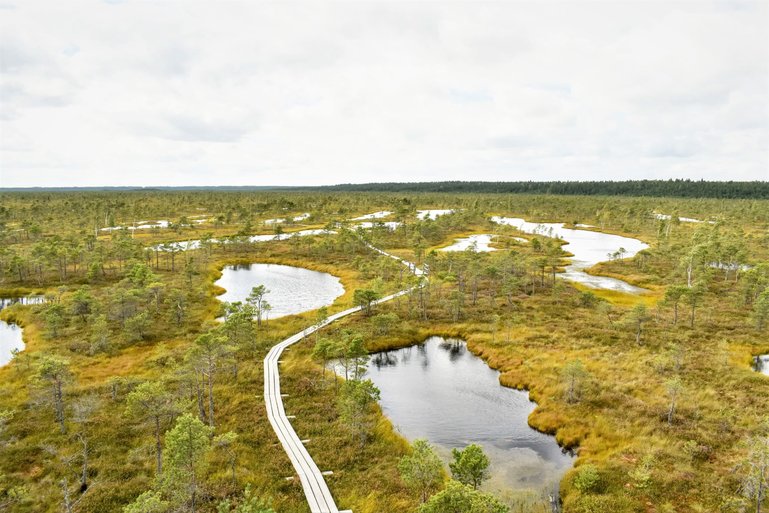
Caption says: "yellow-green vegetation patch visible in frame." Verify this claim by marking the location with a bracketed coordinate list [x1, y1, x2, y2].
[0, 190, 768, 513]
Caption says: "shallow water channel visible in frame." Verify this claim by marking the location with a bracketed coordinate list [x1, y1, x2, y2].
[215, 263, 344, 319]
[491, 216, 649, 293]
[365, 336, 574, 498]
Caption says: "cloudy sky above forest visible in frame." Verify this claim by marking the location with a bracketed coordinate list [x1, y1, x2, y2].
[1, 1, 767, 187]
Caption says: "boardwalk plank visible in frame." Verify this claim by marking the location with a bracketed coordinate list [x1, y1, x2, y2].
[263, 244, 424, 513]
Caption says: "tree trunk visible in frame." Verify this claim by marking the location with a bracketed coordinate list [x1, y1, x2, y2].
[78, 433, 88, 492]
[54, 381, 66, 434]
[61, 479, 73, 513]
[207, 371, 215, 428]
[155, 415, 163, 475]
[195, 377, 206, 422]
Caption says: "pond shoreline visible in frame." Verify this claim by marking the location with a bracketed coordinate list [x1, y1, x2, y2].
[214, 262, 345, 320]
[754, 354, 769, 376]
[491, 215, 650, 293]
[364, 335, 575, 498]
[365, 330, 580, 453]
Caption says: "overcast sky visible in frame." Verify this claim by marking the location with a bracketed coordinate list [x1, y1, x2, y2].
[1, 1, 767, 187]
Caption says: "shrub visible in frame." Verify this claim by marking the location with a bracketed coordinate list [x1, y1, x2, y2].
[573, 464, 602, 493]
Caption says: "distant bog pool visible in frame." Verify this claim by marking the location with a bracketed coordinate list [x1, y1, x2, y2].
[0, 297, 41, 366]
[0, 322, 24, 367]
[491, 216, 649, 293]
[440, 234, 497, 252]
[214, 263, 344, 319]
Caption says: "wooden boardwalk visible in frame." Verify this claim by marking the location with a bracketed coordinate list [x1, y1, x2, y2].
[263, 244, 423, 513]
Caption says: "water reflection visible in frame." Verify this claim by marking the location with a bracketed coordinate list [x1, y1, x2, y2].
[214, 263, 344, 319]
[417, 209, 454, 220]
[351, 211, 393, 220]
[371, 352, 398, 369]
[440, 234, 497, 253]
[491, 216, 649, 293]
[151, 229, 336, 252]
[0, 297, 38, 367]
[0, 322, 24, 367]
[754, 355, 769, 376]
[439, 337, 466, 361]
[365, 336, 574, 496]
[0, 296, 45, 310]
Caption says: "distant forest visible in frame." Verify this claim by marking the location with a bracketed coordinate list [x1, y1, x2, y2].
[315, 180, 769, 199]
[3, 179, 768, 199]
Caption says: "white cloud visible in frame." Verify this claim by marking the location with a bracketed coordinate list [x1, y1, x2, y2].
[0, 0, 766, 187]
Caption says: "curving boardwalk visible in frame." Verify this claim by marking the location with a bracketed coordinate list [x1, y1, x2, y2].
[263, 244, 423, 513]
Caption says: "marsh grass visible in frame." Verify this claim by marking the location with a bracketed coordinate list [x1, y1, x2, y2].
[1, 192, 768, 512]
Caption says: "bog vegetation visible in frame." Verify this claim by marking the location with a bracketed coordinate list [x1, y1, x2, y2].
[0, 189, 767, 513]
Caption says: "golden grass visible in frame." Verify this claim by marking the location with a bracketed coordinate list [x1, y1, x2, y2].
[2, 194, 768, 512]
[0, 239, 421, 513]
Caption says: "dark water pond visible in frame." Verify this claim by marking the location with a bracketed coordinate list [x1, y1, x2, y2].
[214, 263, 344, 319]
[365, 336, 574, 496]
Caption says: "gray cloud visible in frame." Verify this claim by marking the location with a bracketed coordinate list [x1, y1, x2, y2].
[0, 1, 766, 186]
[0, 40, 37, 73]
[161, 115, 252, 143]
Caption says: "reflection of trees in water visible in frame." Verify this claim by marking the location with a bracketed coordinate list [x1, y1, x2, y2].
[416, 344, 430, 369]
[438, 338, 466, 362]
[371, 338, 472, 370]
[371, 351, 398, 370]
[230, 263, 252, 271]
[755, 356, 767, 373]
[0, 296, 45, 311]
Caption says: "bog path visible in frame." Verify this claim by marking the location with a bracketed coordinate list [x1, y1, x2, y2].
[263, 243, 424, 513]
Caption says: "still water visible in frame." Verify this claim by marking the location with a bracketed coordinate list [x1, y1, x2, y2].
[152, 229, 336, 252]
[365, 337, 574, 495]
[352, 222, 401, 230]
[0, 322, 24, 367]
[351, 211, 393, 220]
[754, 355, 769, 376]
[0, 297, 41, 367]
[215, 263, 344, 319]
[491, 216, 649, 293]
[417, 209, 454, 220]
[440, 234, 497, 252]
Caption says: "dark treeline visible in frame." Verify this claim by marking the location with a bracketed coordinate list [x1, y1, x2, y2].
[314, 180, 769, 199]
[4, 179, 768, 199]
